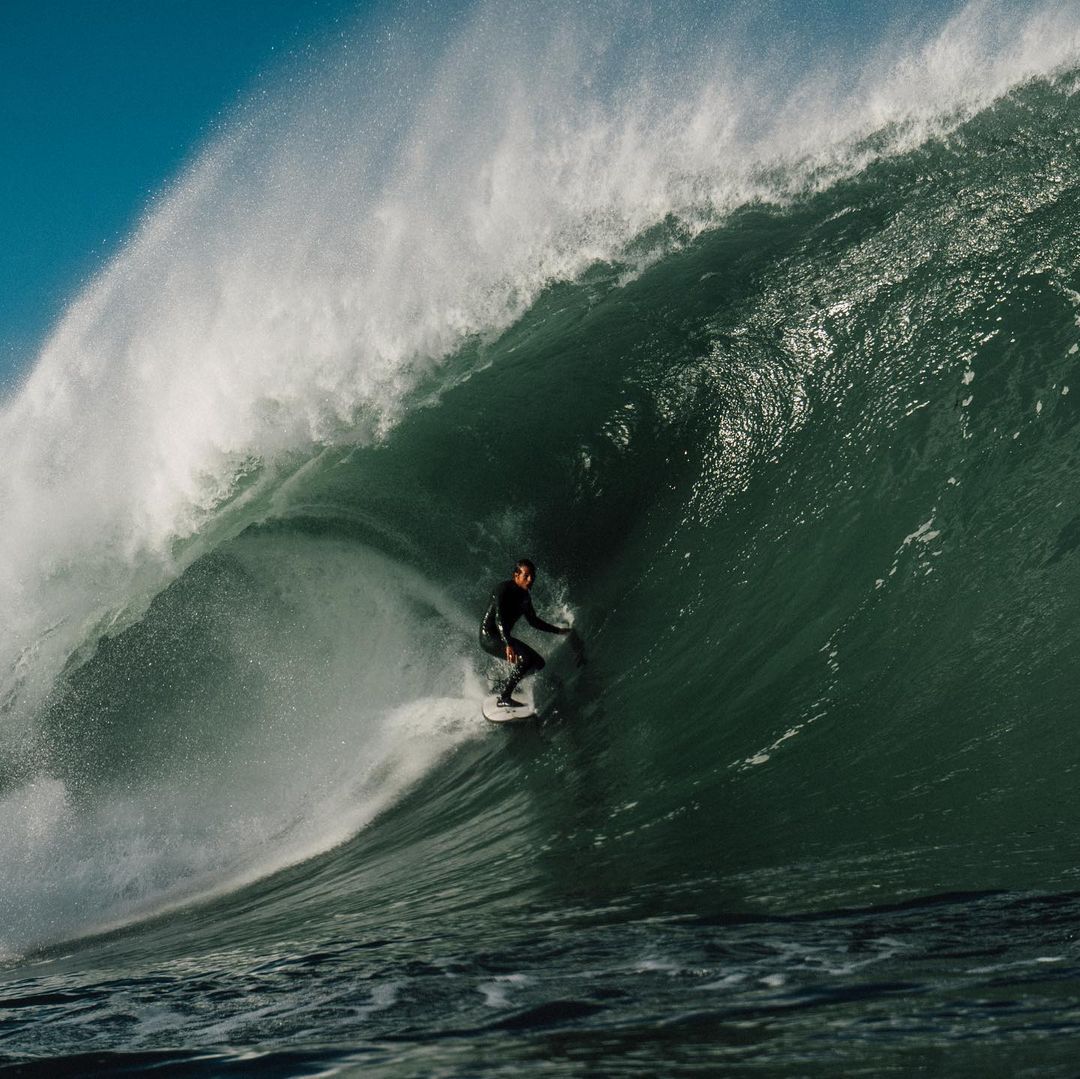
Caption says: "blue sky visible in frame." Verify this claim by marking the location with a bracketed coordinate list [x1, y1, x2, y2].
[0, 0, 369, 387]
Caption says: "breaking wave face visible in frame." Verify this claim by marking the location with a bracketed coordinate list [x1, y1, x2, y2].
[4, 3, 1080, 1066]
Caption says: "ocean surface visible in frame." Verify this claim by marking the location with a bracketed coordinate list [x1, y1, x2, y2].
[4, 1, 1080, 1074]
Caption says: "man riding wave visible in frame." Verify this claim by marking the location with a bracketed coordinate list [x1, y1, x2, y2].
[479, 558, 571, 708]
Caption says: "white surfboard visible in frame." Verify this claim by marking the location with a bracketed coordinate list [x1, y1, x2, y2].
[482, 694, 536, 723]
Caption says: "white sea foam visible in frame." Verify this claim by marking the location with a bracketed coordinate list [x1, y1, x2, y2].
[0, 535, 486, 957]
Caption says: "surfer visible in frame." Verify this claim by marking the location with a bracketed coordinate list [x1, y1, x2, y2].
[480, 558, 571, 709]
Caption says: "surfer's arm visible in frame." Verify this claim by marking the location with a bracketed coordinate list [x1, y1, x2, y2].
[524, 596, 570, 635]
[493, 612, 510, 648]
[493, 583, 518, 661]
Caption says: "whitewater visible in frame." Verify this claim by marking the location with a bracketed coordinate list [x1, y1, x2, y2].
[4, 0, 1080, 1073]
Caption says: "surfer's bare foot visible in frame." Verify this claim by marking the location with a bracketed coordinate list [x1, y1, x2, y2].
[497, 696, 525, 708]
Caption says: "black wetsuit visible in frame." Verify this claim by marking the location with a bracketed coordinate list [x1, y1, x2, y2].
[479, 579, 562, 699]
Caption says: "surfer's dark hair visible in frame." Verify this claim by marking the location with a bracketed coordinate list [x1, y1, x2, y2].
[515, 558, 537, 576]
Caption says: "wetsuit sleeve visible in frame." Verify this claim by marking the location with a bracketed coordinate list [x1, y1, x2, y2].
[523, 592, 562, 634]
[493, 581, 514, 647]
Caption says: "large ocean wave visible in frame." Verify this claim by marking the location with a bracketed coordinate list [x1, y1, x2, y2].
[3, 1, 1080, 1071]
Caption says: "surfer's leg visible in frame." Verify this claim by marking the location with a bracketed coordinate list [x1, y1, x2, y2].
[500, 637, 544, 700]
[481, 631, 518, 700]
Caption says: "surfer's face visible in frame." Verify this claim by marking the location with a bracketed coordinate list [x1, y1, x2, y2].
[513, 566, 535, 589]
